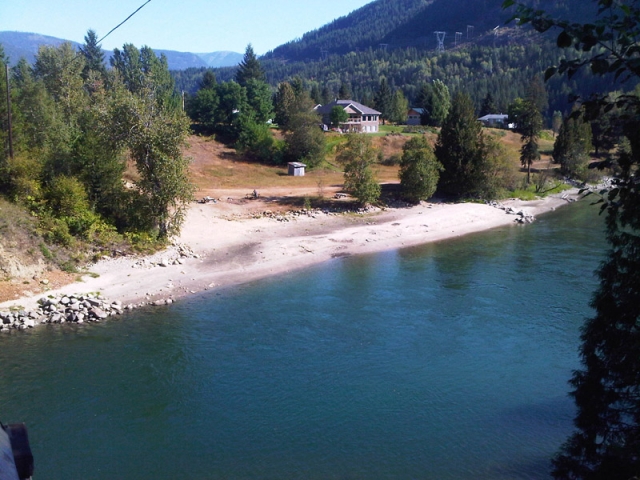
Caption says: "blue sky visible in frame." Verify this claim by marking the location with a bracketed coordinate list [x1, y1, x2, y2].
[0, 0, 373, 54]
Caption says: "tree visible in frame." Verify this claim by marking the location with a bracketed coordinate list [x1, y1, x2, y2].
[389, 89, 409, 125]
[79, 29, 106, 81]
[434, 92, 484, 197]
[330, 105, 348, 128]
[336, 134, 381, 205]
[273, 82, 296, 130]
[235, 113, 275, 163]
[553, 112, 592, 179]
[284, 110, 325, 168]
[505, 0, 640, 477]
[399, 136, 442, 203]
[338, 82, 351, 100]
[374, 78, 392, 125]
[518, 99, 542, 184]
[235, 44, 265, 87]
[425, 80, 450, 127]
[244, 78, 273, 123]
[479, 92, 497, 117]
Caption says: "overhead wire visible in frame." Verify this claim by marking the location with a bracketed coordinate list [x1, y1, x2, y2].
[98, 0, 153, 44]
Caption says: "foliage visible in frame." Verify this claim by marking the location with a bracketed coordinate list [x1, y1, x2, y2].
[399, 135, 442, 203]
[479, 92, 497, 117]
[284, 110, 326, 168]
[435, 92, 484, 197]
[330, 105, 348, 128]
[422, 80, 451, 127]
[374, 78, 393, 124]
[553, 111, 592, 179]
[389, 89, 409, 124]
[504, 0, 640, 478]
[518, 98, 543, 183]
[235, 44, 266, 87]
[336, 134, 381, 205]
[79, 29, 106, 81]
[235, 114, 276, 163]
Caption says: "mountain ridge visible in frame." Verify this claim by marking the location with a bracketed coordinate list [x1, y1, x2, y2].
[0, 31, 243, 70]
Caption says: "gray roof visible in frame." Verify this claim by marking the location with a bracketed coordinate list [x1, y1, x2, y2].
[315, 100, 381, 116]
[478, 114, 508, 121]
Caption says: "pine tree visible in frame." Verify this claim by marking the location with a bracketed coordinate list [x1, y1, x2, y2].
[79, 29, 106, 81]
[435, 92, 483, 197]
[479, 92, 497, 117]
[374, 78, 392, 125]
[235, 44, 265, 87]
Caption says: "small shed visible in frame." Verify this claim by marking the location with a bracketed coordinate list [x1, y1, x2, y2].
[288, 162, 307, 176]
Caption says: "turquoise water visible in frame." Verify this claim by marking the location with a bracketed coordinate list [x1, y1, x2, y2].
[0, 201, 606, 479]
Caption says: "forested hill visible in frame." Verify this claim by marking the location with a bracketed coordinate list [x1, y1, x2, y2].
[263, 0, 433, 61]
[263, 0, 597, 62]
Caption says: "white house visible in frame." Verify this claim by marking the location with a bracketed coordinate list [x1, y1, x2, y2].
[314, 100, 381, 133]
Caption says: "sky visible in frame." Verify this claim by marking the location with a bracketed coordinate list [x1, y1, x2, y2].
[0, 0, 374, 54]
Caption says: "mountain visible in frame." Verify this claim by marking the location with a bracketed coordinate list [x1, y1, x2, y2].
[263, 0, 597, 62]
[0, 31, 242, 69]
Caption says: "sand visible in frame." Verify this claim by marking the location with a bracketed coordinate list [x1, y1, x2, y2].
[0, 192, 578, 312]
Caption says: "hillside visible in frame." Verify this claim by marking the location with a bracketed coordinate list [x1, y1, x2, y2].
[0, 31, 242, 69]
[262, 0, 597, 62]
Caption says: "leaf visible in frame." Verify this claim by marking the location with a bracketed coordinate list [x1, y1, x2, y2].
[502, 0, 515, 8]
[557, 31, 573, 48]
[544, 67, 557, 81]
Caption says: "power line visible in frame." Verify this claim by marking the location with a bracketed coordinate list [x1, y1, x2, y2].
[98, 0, 153, 44]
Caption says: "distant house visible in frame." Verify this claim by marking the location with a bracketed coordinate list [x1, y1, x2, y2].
[314, 100, 381, 133]
[407, 107, 425, 126]
[478, 114, 510, 128]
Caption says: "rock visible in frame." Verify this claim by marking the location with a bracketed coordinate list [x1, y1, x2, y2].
[90, 307, 108, 319]
[40, 279, 49, 285]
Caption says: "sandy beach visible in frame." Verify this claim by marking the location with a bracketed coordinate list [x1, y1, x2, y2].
[0, 191, 579, 313]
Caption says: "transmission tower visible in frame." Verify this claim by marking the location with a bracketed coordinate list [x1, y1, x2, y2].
[434, 31, 446, 53]
[467, 25, 474, 39]
[320, 49, 329, 60]
[455, 32, 463, 47]
[379, 43, 389, 51]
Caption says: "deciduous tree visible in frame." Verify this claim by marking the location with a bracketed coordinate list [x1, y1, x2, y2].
[336, 134, 381, 205]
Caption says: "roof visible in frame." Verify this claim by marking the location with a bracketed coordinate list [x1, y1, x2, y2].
[409, 107, 425, 114]
[478, 114, 509, 121]
[315, 99, 381, 116]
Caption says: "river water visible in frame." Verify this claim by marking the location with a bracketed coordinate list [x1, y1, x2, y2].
[0, 201, 606, 479]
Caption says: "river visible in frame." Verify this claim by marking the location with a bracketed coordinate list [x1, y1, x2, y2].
[0, 200, 606, 479]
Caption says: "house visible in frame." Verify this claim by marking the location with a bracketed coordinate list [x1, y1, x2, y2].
[407, 107, 425, 126]
[314, 100, 381, 133]
[478, 113, 510, 128]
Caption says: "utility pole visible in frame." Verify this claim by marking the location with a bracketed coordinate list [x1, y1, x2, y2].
[5, 64, 13, 160]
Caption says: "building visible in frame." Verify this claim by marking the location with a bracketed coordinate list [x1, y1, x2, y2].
[478, 114, 510, 128]
[287, 162, 306, 176]
[314, 100, 381, 133]
[407, 107, 425, 126]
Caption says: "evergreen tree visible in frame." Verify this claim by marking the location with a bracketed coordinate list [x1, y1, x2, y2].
[336, 134, 381, 205]
[320, 85, 332, 105]
[423, 80, 451, 127]
[235, 44, 265, 87]
[518, 98, 543, 184]
[273, 81, 296, 130]
[338, 82, 351, 99]
[553, 111, 592, 179]
[399, 136, 442, 203]
[79, 29, 106, 81]
[374, 78, 392, 124]
[435, 91, 483, 197]
[285, 110, 325, 168]
[479, 92, 497, 117]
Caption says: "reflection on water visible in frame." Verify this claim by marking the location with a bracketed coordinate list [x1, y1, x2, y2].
[0, 201, 606, 479]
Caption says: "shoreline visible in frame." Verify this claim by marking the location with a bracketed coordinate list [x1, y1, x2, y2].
[0, 191, 580, 321]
